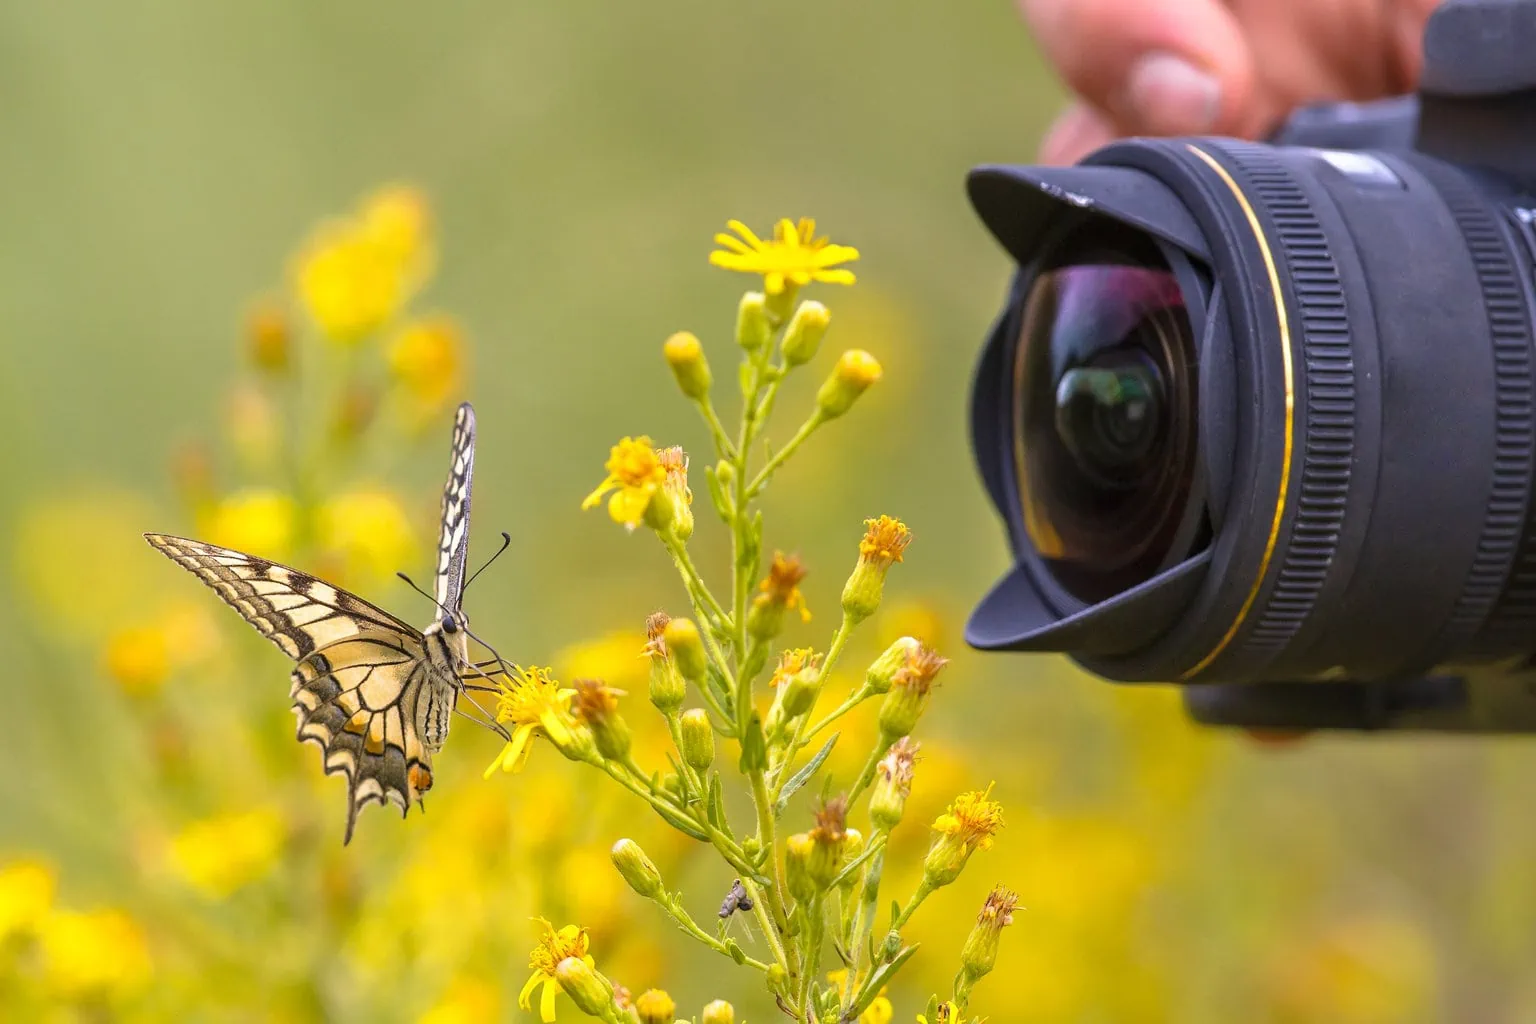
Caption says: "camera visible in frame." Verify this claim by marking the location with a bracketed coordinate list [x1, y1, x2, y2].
[965, 0, 1536, 732]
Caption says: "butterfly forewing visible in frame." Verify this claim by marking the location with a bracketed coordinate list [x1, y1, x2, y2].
[434, 402, 476, 616]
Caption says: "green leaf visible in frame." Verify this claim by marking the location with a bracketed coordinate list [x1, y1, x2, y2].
[724, 939, 747, 965]
[651, 801, 709, 842]
[739, 711, 768, 773]
[774, 733, 840, 816]
[739, 361, 755, 401]
[707, 771, 727, 829]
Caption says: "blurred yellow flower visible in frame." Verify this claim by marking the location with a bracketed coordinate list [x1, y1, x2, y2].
[582, 436, 666, 529]
[103, 625, 170, 698]
[418, 975, 501, 1024]
[389, 315, 465, 421]
[316, 488, 416, 586]
[244, 295, 292, 374]
[636, 988, 676, 1024]
[37, 908, 152, 999]
[226, 381, 282, 473]
[1263, 914, 1439, 1023]
[916, 1000, 959, 1024]
[876, 598, 949, 652]
[168, 807, 286, 899]
[762, 552, 812, 623]
[828, 969, 893, 1023]
[0, 859, 56, 940]
[557, 630, 651, 692]
[521, 918, 593, 1023]
[294, 185, 434, 343]
[485, 667, 579, 776]
[199, 488, 298, 561]
[710, 218, 859, 295]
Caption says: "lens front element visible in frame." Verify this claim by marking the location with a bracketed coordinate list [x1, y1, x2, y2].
[1014, 236, 1204, 604]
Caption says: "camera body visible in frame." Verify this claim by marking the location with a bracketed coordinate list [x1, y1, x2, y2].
[965, 0, 1536, 731]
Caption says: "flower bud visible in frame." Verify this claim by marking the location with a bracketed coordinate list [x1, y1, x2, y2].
[611, 838, 665, 901]
[553, 721, 601, 766]
[816, 349, 882, 420]
[663, 331, 712, 399]
[245, 297, 291, 374]
[573, 679, 631, 762]
[877, 641, 947, 742]
[781, 300, 830, 366]
[641, 479, 678, 534]
[747, 553, 811, 644]
[784, 832, 818, 904]
[679, 708, 715, 771]
[702, 999, 736, 1024]
[841, 516, 911, 625]
[735, 291, 772, 352]
[739, 711, 768, 773]
[959, 886, 1020, 989]
[636, 988, 676, 1024]
[802, 796, 850, 892]
[870, 737, 921, 830]
[657, 446, 694, 543]
[645, 614, 686, 716]
[865, 636, 919, 694]
[556, 957, 615, 1017]
[663, 617, 707, 686]
[838, 828, 865, 896]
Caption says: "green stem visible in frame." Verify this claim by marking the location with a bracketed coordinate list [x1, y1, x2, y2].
[892, 879, 935, 932]
[696, 396, 738, 460]
[842, 836, 888, 1012]
[773, 614, 855, 798]
[665, 537, 731, 631]
[802, 683, 874, 746]
[795, 897, 826, 1019]
[745, 409, 826, 498]
[750, 767, 803, 989]
[739, 876, 790, 976]
[846, 734, 897, 809]
[658, 892, 772, 972]
[665, 713, 705, 804]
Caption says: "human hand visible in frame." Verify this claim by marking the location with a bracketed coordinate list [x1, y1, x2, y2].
[1019, 0, 1443, 164]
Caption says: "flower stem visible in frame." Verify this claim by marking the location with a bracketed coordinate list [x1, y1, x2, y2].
[746, 409, 826, 498]
[795, 896, 826, 1018]
[846, 734, 897, 809]
[749, 766, 802, 988]
[664, 536, 731, 631]
[892, 879, 935, 932]
[801, 683, 875, 746]
[696, 396, 738, 461]
[772, 613, 854, 800]
[658, 891, 772, 972]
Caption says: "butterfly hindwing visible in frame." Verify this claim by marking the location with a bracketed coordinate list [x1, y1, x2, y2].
[434, 402, 476, 616]
[289, 630, 437, 843]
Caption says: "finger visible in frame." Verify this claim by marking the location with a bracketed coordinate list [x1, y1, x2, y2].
[1019, 0, 1256, 138]
[1038, 101, 1117, 165]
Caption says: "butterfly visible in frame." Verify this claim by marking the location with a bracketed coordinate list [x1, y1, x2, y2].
[145, 401, 510, 843]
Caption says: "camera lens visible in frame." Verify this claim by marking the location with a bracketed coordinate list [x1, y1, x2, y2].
[1013, 230, 1203, 604]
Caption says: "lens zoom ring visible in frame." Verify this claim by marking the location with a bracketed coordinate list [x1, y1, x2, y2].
[1418, 162, 1536, 656]
[1219, 141, 1354, 651]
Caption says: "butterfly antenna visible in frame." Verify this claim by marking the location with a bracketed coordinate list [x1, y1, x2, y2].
[396, 571, 452, 619]
[464, 531, 512, 593]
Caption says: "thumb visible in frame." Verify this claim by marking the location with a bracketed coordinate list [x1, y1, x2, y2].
[1021, 0, 1256, 139]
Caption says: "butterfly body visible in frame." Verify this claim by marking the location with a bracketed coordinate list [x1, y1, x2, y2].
[146, 402, 484, 843]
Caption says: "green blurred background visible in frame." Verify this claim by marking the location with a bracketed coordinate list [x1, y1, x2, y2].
[4, 2, 1536, 1021]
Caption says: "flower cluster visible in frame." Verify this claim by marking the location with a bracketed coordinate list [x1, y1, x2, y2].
[480, 218, 1016, 1021]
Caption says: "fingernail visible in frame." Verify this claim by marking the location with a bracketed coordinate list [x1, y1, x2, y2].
[1125, 52, 1220, 136]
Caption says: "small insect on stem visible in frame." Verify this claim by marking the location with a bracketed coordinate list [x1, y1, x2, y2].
[718, 878, 754, 919]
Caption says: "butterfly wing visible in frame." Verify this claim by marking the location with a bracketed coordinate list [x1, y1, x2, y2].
[144, 533, 435, 843]
[434, 402, 476, 617]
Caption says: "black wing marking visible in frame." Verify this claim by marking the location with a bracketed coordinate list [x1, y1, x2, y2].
[290, 633, 437, 844]
[144, 533, 422, 660]
[434, 402, 476, 616]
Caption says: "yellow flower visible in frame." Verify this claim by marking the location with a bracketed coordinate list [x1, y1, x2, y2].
[389, 315, 465, 420]
[557, 629, 651, 691]
[710, 218, 859, 295]
[859, 514, 912, 567]
[828, 969, 893, 1024]
[38, 908, 152, 999]
[485, 667, 580, 776]
[582, 436, 668, 530]
[520, 918, 594, 1023]
[924, 783, 1005, 888]
[843, 515, 912, 624]
[169, 807, 286, 899]
[749, 552, 812, 640]
[103, 625, 171, 698]
[244, 295, 292, 373]
[0, 859, 56, 941]
[199, 488, 298, 561]
[316, 488, 416, 586]
[226, 381, 282, 472]
[294, 185, 434, 343]
[418, 976, 501, 1024]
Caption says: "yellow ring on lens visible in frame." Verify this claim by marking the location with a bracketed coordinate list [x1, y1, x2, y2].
[1180, 144, 1295, 679]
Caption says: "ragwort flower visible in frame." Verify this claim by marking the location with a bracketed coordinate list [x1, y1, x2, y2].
[924, 783, 1005, 888]
[521, 918, 594, 1023]
[484, 667, 581, 775]
[583, 436, 668, 530]
[709, 217, 859, 295]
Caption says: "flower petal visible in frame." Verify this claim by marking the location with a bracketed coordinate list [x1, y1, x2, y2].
[581, 476, 618, 511]
[608, 485, 652, 526]
[726, 219, 763, 248]
[540, 978, 559, 1022]
[518, 970, 542, 1009]
[713, 233, 753, 255]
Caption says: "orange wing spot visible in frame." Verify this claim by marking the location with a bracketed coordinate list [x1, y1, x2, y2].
[345, 709, 369, 735]
[408, 764, 433, 795]
[364, 727, 386, 755]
